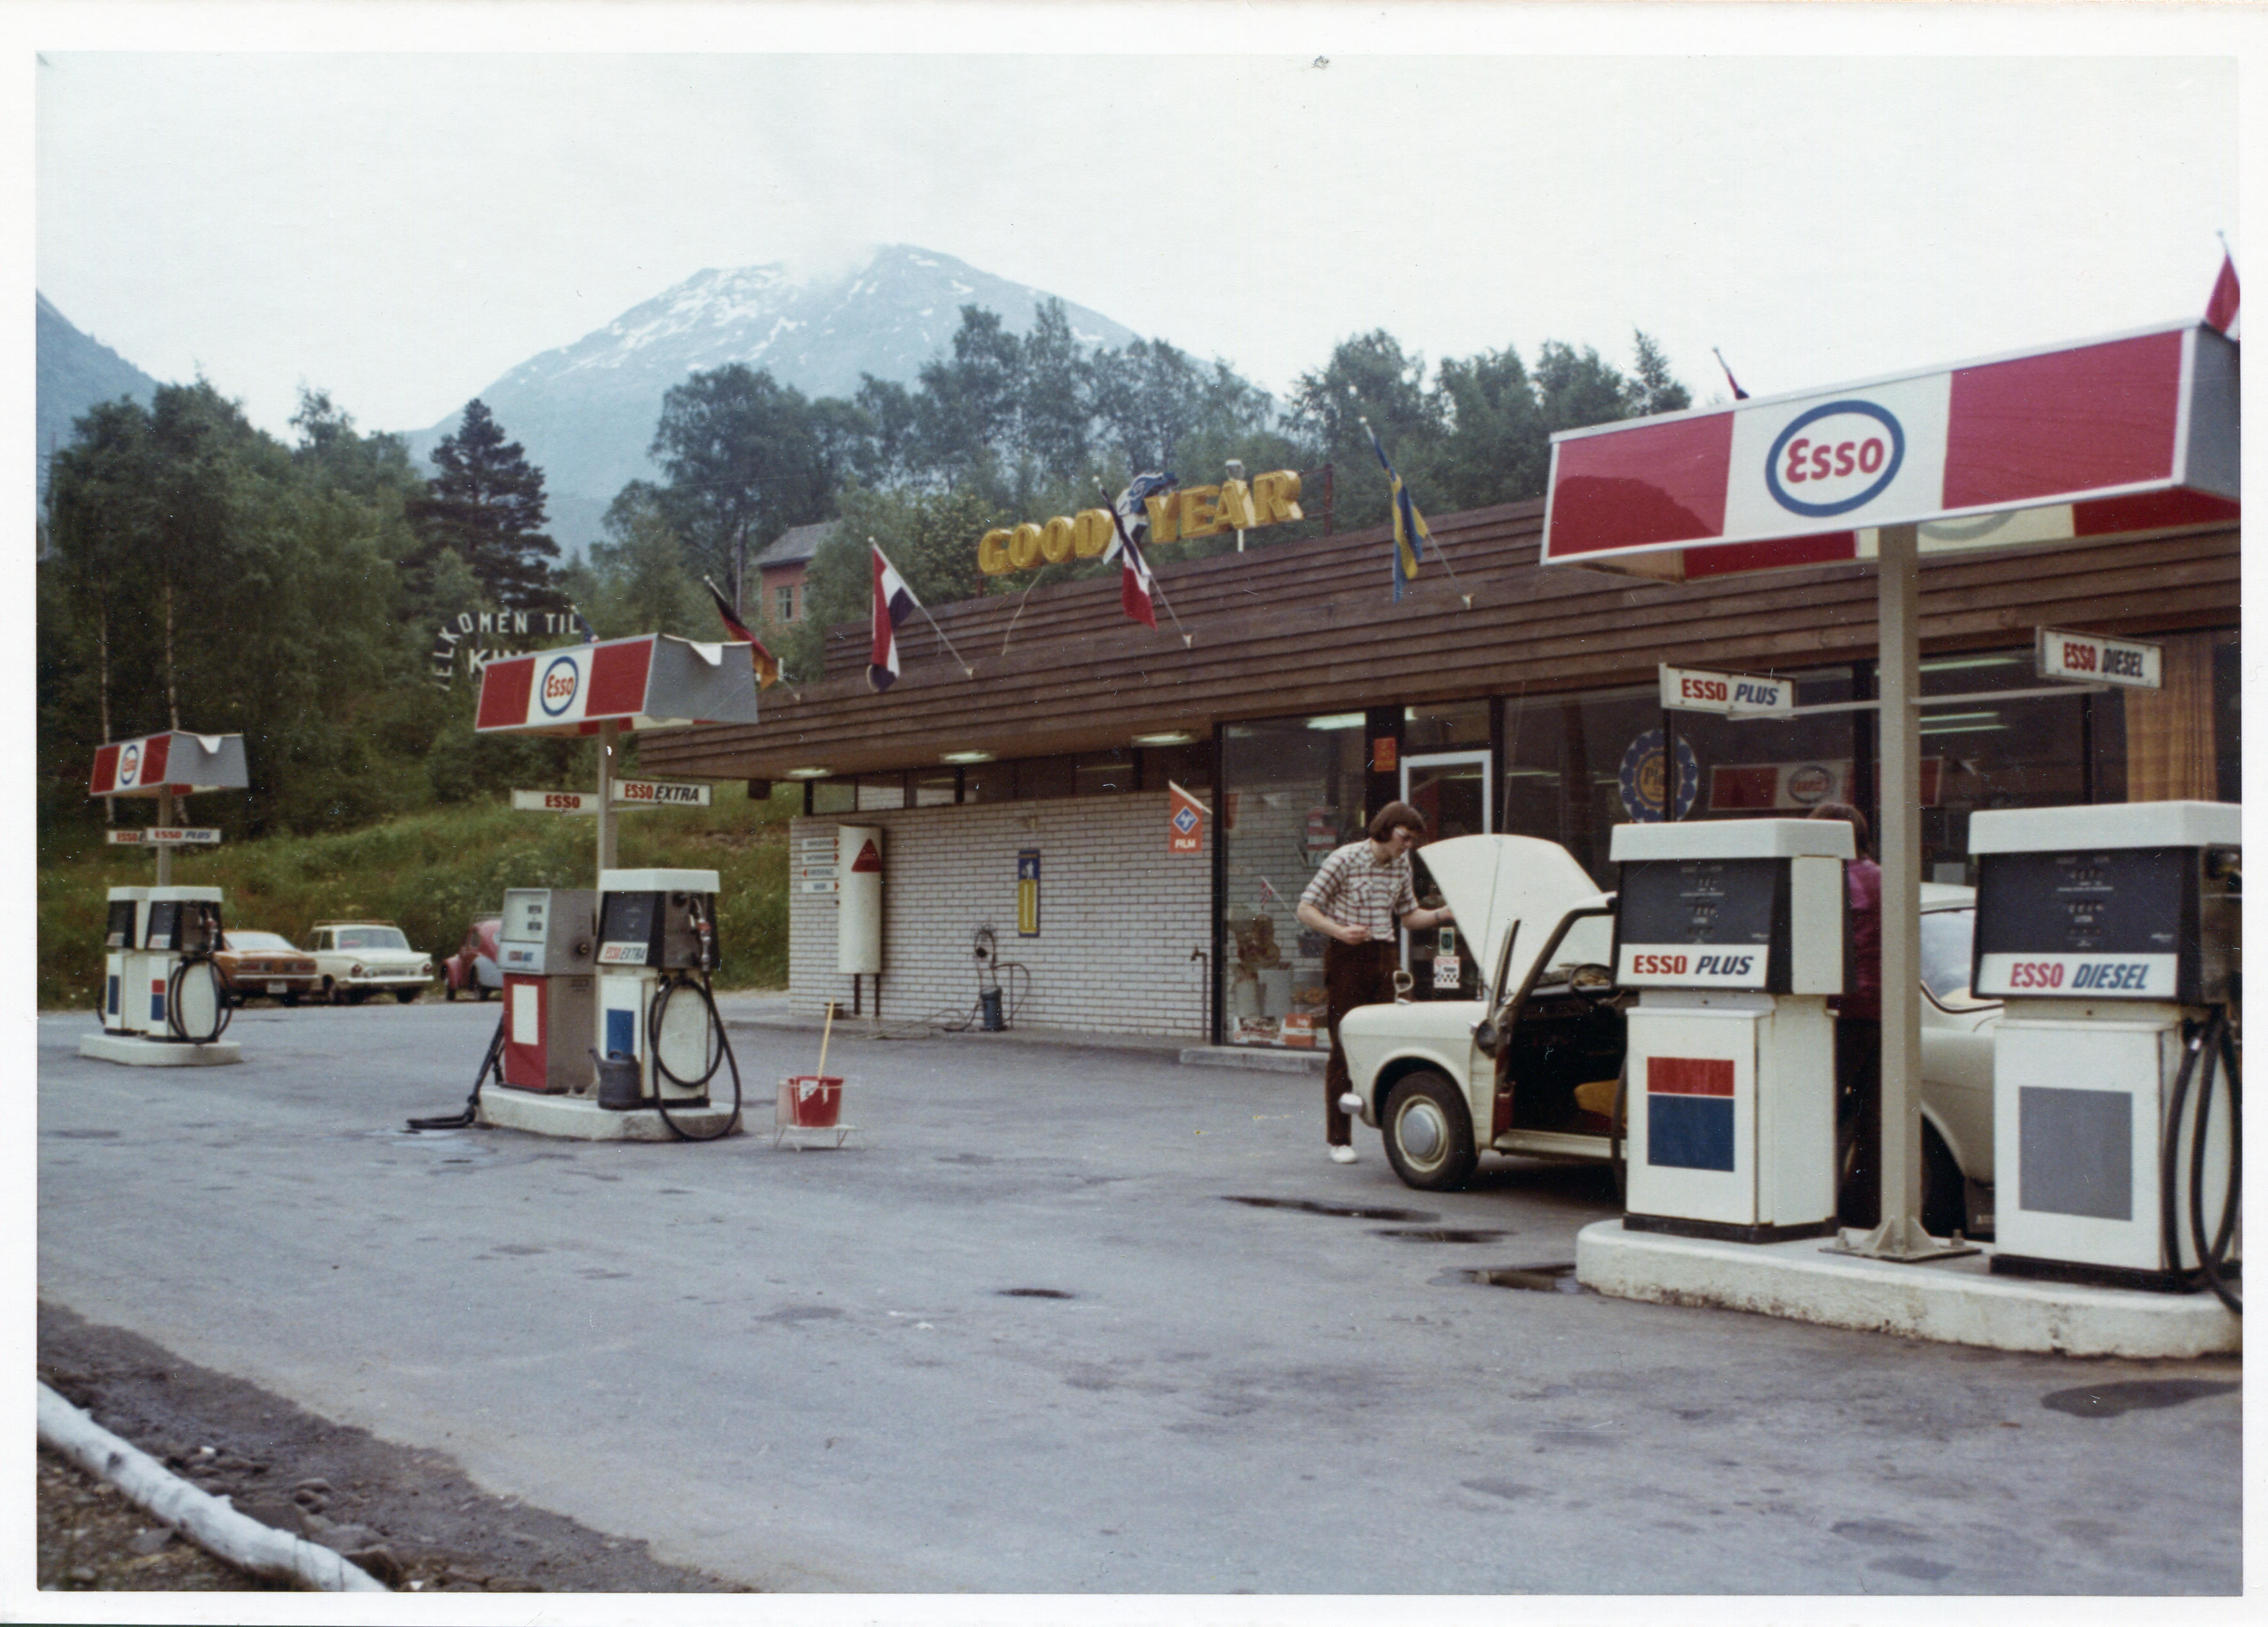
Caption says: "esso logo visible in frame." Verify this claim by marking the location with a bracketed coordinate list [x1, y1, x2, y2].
[537, 655, 581, 717]
[1765, 399, 1904, 518]
[1786, 764, 1834, 805]
[118, 744, 142, 786]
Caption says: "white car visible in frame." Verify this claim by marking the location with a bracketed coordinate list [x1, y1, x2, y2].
[1335, 835, 1999, 1237]
[306, 920, 435, 1006]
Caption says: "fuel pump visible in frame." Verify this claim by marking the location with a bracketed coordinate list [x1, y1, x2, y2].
[101, 888, 149, 1034]
[1972, 801, 2240, 1307]
[1610, 819, 1851, 1241]
[594, 867, 742, 1138]
[141, 887, 229, 1044]
[495, 887, 598, 1095]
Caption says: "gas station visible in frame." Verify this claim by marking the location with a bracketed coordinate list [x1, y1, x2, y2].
[1552, 320, 2240, 1353]
[413, 630, 763, 1141]
[79, 729, 250, 1067]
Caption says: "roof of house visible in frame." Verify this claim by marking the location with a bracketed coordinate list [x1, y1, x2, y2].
[755, 519, 839, 569]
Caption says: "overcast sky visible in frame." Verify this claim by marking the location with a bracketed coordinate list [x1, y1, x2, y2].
[21, 6, 2261, 446]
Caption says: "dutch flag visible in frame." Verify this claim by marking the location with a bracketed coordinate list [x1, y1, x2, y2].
[868, 544, 921, 692]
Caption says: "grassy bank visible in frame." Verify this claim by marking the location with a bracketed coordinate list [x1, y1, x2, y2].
[37, 787, 798, 1013]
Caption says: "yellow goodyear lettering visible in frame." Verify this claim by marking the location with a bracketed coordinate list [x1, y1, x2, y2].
[1040, 515, 1076, 564]
[1073, 509, 1114, 557]
[978, 528, 1013, 575]
[1009, 523, 1043, 571]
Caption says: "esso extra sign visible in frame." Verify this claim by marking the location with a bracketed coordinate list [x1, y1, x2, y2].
[1659, 664, 1793, 716]
[1766, 400, 1904, 518]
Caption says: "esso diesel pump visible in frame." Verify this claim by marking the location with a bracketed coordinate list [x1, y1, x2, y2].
[1610, 818, 1851, 1241]
[101, 887, 151, 1035]
[594, 867, 742, 1136]
[1971, 801, 2240, 1307]
[494, 887, 599, 1097]
[138, 886, 231, 1044]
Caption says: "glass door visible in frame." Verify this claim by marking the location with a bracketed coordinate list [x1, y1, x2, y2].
[1400, 750, 1492, 1001]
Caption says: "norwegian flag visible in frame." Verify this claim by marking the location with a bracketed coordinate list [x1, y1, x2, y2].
[867, 544, 921, 692]
[1713, 347, 1750, 401]
[2205, 249, 2241, 337]
[1104, 478, 1166, 629]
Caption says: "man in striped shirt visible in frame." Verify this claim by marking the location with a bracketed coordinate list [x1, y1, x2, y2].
[1297, 801, 1455, 1163]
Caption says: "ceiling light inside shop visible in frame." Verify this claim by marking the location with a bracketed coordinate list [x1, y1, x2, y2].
[1918, 654, 2025, 673]
[785, 767, 831, 779]
[1132, 731, 1196, 747]
[1305, 713, 1366, 731]
[941, 751, 994, 764]
[1918, 719, 2009, 736]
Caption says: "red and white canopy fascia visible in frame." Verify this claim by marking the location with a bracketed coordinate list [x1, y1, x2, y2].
[89, 732, 250, 798]
[475, 634, 764, 737]
[1542, 321, 2239, 580]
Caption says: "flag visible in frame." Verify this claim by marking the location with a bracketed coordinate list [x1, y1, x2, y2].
[1103, 483, 1159, 629]
[1366, 423, 1430, 603]
[1166, 780, 1207, 854]
[1713, 347, 1751, 400]
[701, 576, 780, 689]
[1111, 471, 1178, 555]
[868, 544, 920, 692]
[2205, 249, 2241, 336]
[569, 603, 600, 643]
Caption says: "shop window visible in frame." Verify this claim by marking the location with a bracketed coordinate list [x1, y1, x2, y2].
[1403, 699, 1489, 754]
[1015, 756, 1075, 801]
[809, 779, 856, 815]
[1918, 649, 2095, 878]
[962, 764, 1010, 804]
[1218, 714, 1368, 1049]
[855, 772, 906, 811]
[1139, 740, 1212, 792]
[1500, 683, 1664, 887]
[1073, 750, 1134, 796]
[911, 769, 959, 806]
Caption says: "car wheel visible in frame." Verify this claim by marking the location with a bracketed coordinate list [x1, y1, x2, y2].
[395, 988, 420, 1004]
[1921, 1120, 1967, 1239]
[323, 977, 341, 1006]
[477, 983, 493, 1002]
[1382, 1069, 1479, 1191]
[281, 992, 300, 1008]
[444, 979, 458, 1002]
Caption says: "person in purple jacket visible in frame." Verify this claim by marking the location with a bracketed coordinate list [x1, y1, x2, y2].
[1811, 801, 1881, 1226]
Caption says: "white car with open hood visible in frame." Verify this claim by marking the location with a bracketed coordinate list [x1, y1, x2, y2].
[1334, 834, 1998, 1236]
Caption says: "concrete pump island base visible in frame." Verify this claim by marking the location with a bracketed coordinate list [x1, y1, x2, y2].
[76, 1032, 242, 1067]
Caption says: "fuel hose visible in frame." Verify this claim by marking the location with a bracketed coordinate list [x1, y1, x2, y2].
[407, 1016, 505, 1131]
[165, 954, 233, 1045]
[646, 970, 744, 1141]
[2160, 1007, 2242, 1315]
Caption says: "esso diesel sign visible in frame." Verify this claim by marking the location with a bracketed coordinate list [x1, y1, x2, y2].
[1766, 400, 1905, 518]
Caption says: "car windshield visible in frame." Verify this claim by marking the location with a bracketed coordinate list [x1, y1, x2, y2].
[227, 932, 295, 952]
[1920, 908, 1982, 1005]
[337, 927, 409, 951]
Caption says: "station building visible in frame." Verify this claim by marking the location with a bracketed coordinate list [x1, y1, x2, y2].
[640, 491, 2239, 1052]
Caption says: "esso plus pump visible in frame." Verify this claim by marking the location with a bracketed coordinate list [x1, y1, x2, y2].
[1610, 819, 1852, 1241]
[101, 887, 150, 1034]
[594, 869, 733, 1118]
[495, 887, 597, 1096]
[138, 886, 229, 1043]
[1971, 801, 2240, 1300]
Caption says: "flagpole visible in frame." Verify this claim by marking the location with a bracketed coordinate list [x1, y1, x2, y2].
[869, 537, 976, 678]
[999, 565, 1050, 657]
[1095, 478, 1195, 648]
[1358, 415, 1472, 609]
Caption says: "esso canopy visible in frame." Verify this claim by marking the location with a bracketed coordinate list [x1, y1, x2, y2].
[1542, 321, 2239, 581]
[89, 731, 249, 799]
[475, 634, 763, 737]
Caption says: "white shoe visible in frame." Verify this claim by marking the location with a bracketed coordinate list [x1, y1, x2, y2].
[1337, 1092, 1364, 1115]
[1328, 1144, 1357, 1165]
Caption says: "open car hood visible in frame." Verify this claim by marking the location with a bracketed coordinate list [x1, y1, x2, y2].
[1416, 835, 1617, 998]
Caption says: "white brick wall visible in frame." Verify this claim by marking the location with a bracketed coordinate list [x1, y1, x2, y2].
[788, 794, 1213, 1038]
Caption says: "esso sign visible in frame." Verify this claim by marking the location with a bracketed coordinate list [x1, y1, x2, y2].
[1766, 399, 1905, 519]
[537, 655, 582, 717]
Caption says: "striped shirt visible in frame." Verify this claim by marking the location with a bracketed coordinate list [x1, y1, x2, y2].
[1300, 840, 1419, 940]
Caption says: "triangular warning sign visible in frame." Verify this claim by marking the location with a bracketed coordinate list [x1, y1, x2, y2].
[851, 838, 883, 874]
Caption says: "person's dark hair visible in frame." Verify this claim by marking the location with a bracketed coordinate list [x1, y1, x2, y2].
[1368, 801, 1427, 842]
[1808, 800, 1870, 854]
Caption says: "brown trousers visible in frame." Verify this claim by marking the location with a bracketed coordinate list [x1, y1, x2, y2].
[1323, 939, 1399, 1144]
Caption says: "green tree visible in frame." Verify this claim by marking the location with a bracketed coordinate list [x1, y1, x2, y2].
[405, 398, 562, 613]
[784, 485, 1006, 682]
[585, 486, 707, 640]
[646, 364, 845, 586]
[1622, 329, 1692, 418]
[1287, 331, 1444, 530]
[1430, 346, 1549, 509]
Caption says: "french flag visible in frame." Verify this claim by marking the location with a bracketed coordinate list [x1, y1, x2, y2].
[868, 544, 920, 692]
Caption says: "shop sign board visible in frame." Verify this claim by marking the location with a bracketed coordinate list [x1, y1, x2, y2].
[2036, 627, 2162, 690]
[1168, 781, 1207, 854]
[1542, 322, 2239, 581]
[610, 778, 713, 807]
[475, 634, 762, 736]
[978, 471, 1305, 575]
[1708, 759, 1944, 812]
[106, 828, 222, 846]
[89, 731, 249, 799]
[1658, 664, 1794, 716]
[512, 790, 599, 814]
[1016, 850, 1041, 936]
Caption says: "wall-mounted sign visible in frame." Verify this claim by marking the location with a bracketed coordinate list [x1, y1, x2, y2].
[2036, 627, 2161, 690]
[106, 828, 222, 847]
[1709, 759, 1945, 812]
[431, 608, 590, 689]
[1658, 664, 1794, 716]
[1016, 850, 1041, 936]
[1618, 729, 1701, 822]
[977, 472, 1305, 575]
[1168, 781, 1207, 855]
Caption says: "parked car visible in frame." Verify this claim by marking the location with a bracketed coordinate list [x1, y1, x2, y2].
[443, 917, 503, 1001]
[305, 920, 434, 1005]
[211, 929, 322, 1008]
[1334, 835, 2000, 1237]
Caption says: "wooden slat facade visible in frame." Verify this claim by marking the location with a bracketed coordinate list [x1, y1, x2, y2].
[638, 498, 2241, 783]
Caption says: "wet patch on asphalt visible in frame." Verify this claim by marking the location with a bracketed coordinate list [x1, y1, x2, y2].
[2041, 1378, 2239, 1418]
[1371, 1228, 1508, 1244]
[1430, 1263, 1584, 1293]
[999, 1288, 1074, 1298]
[1223, 1196, 1440, 1223]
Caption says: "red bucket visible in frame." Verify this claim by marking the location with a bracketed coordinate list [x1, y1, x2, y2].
[781, 1074, 844, 1128]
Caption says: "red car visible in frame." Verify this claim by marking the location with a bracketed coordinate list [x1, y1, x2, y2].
[443, 918, 502, 1001]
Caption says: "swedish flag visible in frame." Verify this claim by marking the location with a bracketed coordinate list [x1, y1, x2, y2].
[1366, 421, 1430, 603]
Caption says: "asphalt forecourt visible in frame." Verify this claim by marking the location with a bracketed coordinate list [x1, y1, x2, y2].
[37, 1001, 2241, 1596]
